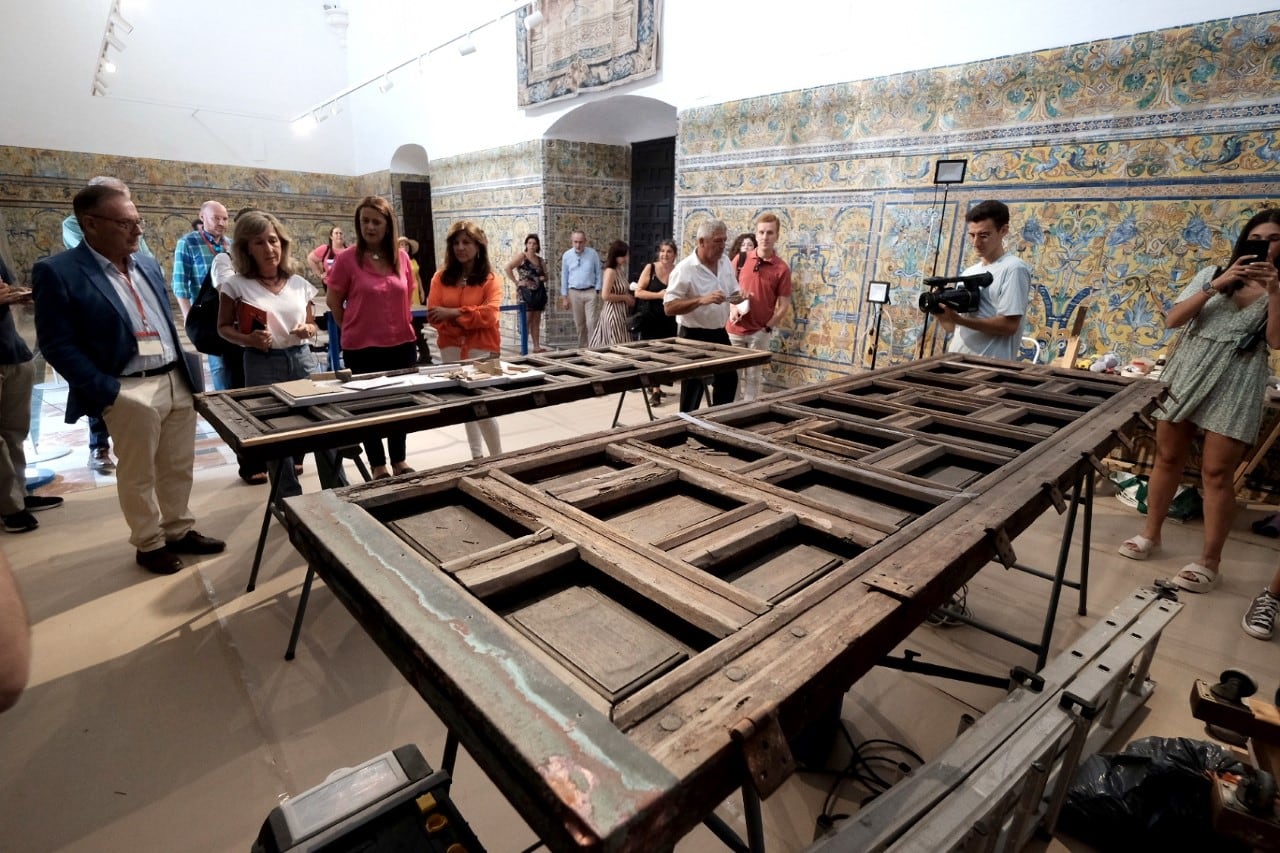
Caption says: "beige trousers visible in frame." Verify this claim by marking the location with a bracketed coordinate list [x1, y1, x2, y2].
[567, 288, 601, 348]
[101, 371, 196, 551]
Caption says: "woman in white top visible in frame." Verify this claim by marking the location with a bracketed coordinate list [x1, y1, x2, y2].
[217, 210, 343, 498]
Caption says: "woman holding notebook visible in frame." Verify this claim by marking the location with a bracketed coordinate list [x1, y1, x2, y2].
[217, 210, 337, 498]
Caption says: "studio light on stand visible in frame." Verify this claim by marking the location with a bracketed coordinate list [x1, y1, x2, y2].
[915, 157, 968, 361]
[864, 281, 891, 370]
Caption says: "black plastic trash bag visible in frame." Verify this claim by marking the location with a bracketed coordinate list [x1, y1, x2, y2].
[1058, 736, 1250, 851]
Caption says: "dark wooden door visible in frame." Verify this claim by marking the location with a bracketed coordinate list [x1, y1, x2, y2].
[629, 137, 675, 270]
[400, 180, 436, 281]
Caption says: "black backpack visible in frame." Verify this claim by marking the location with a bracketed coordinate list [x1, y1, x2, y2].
[184, 265, 234, 357]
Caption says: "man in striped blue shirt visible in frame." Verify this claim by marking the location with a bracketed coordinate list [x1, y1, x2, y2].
[171, 201, 231, 389]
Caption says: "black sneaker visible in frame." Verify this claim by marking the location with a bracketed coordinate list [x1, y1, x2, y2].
[24, 495, 64, 512]
[1242, 589, 1279, 641]
[2, 510, 39, 533]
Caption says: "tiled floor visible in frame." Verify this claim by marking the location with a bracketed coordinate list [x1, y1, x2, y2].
[1, 375, 1277, 852]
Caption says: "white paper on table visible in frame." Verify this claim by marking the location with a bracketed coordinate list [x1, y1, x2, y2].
[343, 375, 410, 391]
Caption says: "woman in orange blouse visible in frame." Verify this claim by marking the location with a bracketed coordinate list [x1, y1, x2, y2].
[428, 220, 503, 459]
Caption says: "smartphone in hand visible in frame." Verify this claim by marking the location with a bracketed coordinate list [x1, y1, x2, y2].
[1240, 238, 1271, 264]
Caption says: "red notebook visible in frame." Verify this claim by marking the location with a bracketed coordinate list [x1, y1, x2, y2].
[237, 301, 268, 333]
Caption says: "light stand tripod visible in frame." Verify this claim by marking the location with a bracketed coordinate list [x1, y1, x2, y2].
[864, 280, 890, 369]
[915, 158, 968, 361]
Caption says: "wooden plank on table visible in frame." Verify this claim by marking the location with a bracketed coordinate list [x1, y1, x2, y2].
[389, 502, 520, 564]
[862, 441, 940, 471]
[650, 501, 769, 550]
[439, 527, 557, 573]
[668, 511, 797, 570]
[456, 540, 580, 597]
[606, 492, 727, 543]
[550, 463, 678, 508]
[508, 585, 690, 703]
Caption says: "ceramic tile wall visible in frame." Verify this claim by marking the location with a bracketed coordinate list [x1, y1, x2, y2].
[0, 146, 374, 285]
[428, 139, 629, 349]
[676, 11, 1280, 385]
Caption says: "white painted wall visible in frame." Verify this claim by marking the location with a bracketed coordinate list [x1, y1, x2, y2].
[0, 0, 1274, 175]
[345, 0, 1279, 173]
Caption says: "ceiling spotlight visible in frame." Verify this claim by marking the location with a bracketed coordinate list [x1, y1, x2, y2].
[110, 8, 134, 34]
[102, 58, 117, 74]
[523, 10, 544, 30]
[313, 108, 329, 123]
[291, 114, 317, 136]
[105, 30, 126, 52]
[457, 34, 476, 56]
[92, 77, 108, 96]
[377, 74, 394, 94]
[329, 101, 342, 118]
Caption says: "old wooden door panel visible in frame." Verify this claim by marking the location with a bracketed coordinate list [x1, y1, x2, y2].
[387, 492, 532, 564]
[279, 354, 1169, 850]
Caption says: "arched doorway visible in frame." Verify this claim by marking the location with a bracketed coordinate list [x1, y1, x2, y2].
[545, 96, 676, 269]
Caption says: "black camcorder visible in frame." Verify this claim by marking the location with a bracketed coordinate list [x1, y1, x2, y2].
[917, 272, 994, 315]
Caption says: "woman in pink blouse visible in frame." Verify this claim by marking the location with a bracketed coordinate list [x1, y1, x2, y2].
[325, 196, 416, 479]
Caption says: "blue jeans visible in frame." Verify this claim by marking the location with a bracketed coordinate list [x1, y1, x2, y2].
[242, 346, 344, 498]
[208, 354, 231, 392]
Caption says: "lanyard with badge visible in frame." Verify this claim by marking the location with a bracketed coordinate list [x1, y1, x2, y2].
[119, 265, 164, 357]
[200, 229, 226, 257]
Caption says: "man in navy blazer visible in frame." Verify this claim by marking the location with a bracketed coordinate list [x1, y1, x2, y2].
[32, 184, 224, 574]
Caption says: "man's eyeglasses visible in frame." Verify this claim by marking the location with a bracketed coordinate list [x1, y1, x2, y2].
[88, 214, 146, 231]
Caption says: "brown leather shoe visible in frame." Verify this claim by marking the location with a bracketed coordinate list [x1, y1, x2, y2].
[136, 546, 183, 575]
[89, 448, 115, 474]
[166, 530, 226, 555]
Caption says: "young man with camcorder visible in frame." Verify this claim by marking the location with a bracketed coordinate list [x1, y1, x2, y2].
[936, 200, 1031, 360]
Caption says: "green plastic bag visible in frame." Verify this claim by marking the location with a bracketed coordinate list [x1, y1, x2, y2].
[1110, 473, 1202, 522]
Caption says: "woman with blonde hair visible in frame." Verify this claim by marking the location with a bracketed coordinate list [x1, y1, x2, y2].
[428, 221, 503, 459]
[218, 210, 344, 496]
[326, 196, 417, 478]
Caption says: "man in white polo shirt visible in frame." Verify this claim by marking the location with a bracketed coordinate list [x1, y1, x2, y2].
[664, 218, 740, 412]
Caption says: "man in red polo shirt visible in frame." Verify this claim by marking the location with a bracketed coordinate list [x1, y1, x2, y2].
[726, 212, 792, 400]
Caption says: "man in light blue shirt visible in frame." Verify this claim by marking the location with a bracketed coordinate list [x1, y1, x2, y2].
[559, 229, 602, 347]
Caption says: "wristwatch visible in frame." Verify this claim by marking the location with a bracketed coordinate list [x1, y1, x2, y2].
[1201, 279, 1216, 294]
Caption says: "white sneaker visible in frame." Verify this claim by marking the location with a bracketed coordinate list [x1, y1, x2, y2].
[1242, 589, 1279, 640]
